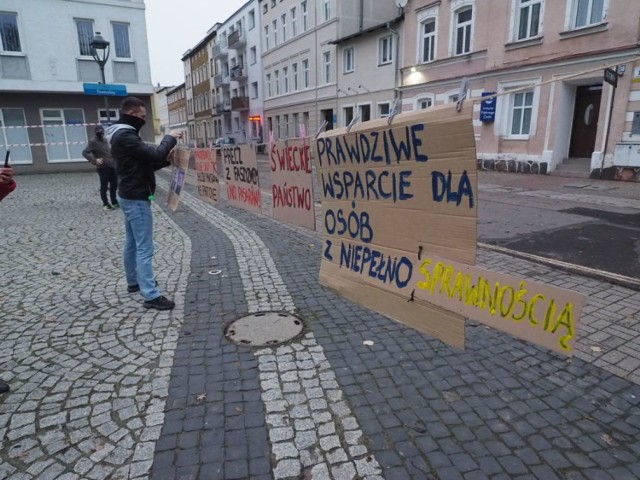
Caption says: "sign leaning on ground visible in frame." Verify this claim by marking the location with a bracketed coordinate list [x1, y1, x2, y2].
[220, 145, 261, 214]
[313, 103, 585, 355]
[270, 137, 316, 230]
[167, 147, 190, 212]
[194, 148, 219, 205]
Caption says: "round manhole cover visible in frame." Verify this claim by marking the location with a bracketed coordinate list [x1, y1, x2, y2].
[225, 311, 305, 347]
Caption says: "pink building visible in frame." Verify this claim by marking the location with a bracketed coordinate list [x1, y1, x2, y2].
[400, 0, 640, 180]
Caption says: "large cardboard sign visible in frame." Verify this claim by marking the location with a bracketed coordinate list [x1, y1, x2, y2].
[167, 148, 190, 212]
[313, 103, 585, 355]
[270, 138, 316, 230]
[220, 145, 261, 214]
[194, 148, 218, 205]
[314, 104, 478, 349]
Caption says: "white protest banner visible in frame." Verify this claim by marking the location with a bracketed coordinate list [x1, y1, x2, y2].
[270, 138, 315, 230]
[221, 145, 261, 214]
[194, 148, 218, 205]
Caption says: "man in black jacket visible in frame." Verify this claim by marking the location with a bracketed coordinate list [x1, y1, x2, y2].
[106, 96, 181, 310]
[82, 125, 118, 210]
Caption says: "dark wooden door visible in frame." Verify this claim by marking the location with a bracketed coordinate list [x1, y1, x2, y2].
[569, 85, 602, 158]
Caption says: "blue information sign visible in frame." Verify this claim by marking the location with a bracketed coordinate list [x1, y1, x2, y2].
[480, 92, 497, 123]
[83, 83, 128, 97]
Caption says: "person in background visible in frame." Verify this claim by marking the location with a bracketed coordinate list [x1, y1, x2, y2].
[0, 164, 16, 393]
[83, 125, 119, 210]
[105, 96, 181, 311]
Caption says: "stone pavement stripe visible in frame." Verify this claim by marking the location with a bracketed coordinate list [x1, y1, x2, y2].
[156, 178, 382, 479]
[0, 174, 191, 480]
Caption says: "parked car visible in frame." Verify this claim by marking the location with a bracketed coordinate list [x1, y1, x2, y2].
[214, 137, 238, 148]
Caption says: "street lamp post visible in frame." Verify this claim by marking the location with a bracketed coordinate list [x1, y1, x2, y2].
[89, 32, 111, 125]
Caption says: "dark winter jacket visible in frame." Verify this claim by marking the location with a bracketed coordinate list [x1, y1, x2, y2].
[82, 136, 113, 169]
[106, 114, 177, 201]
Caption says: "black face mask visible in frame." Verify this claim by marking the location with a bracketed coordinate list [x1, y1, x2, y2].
[129, 116, 145, 131]
[96, 132, 104, 139]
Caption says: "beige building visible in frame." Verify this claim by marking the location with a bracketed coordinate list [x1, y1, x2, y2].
[259, 0, 400, 139]
[400, 0, 640, 179]
[167, 83, 188, 141]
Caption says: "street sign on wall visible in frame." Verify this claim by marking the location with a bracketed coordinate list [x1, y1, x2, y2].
[83, 83, 128, 96]
[480, 92, 497, 122]
[604, 68, 618, 88]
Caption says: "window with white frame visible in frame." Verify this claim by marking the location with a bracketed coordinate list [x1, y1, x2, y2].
[292, 62, 299, 90]
[416, 97, 433, 109]
[251, 81, 258, 98]
[302, 59, 309, 88]
[323, 0, 331, 21]
[509, 90, 535, 136]
[453, 6, 473, 55]
[0, 12, 21, 52]
[98, 108, 119, 124]
[272, 19, 278, 46]
[281, 13, 287, 42]
[359, 104, 371, 122]
[275, 69, 280, 95]
[112, 22, 131, 58]
[40, 108, 88, 162]
[283, 66, 289, 93]
[75, 19, 94, 56]
[378, 35, 393, 65]
[378, 103, 391, 118]
[343, 47, 354, 73]
[248, 9, 255, 29]
[291, 7, 297, 36]
[448, 94, 459, 103]
[264, 25, 270, 49]
[284, 114, 289, 138]
[0, 108, 31, 163]
[301, 1, 308, 31]
[323, 51, 331, 84]
[572, 0, 605, 28]
[343, 106, 354, 126]
[420, 18, 436, 63]
[266, 73, 272, 97]
[250, 46, 257, 64]
[516, 0, 542, 40]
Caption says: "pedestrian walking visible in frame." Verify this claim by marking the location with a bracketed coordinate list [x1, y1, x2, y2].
[1, 160, 16, 394]
[82, 125, 119, 210]
[105, 96, 181, 310]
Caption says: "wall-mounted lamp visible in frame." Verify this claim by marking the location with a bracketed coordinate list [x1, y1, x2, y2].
[410, 66, 417, 73]
[357, 84, 370, 93]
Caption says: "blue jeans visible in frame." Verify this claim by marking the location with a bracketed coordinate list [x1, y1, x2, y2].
[117, 196, 160, 300]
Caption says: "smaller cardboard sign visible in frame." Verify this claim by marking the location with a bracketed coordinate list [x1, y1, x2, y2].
[221, 145, 261, 214]
[270, 138, 316, 230]
[480, 92, 496, 123]
[413, 254, 585, 355]
[194, 148, 218, 204]
[167, 148, 190, 211]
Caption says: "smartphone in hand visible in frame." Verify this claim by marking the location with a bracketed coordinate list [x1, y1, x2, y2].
[4, 151, 9, 168]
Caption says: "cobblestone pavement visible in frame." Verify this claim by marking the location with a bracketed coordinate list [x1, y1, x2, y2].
[1, 172, 640, 480]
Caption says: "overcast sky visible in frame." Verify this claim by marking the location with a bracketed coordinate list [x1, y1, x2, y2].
[145, 0, 247, 87]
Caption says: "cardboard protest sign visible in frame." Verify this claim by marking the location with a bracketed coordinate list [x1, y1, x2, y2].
[270, 138, 315, 230]
[167, 148, 190, 212]
[413, 254, 584, 355]
[220, 145, 261, 214]
[313, 103, 585, 355]
[194, 148, 218, 204]
[313, 104, 477, 349]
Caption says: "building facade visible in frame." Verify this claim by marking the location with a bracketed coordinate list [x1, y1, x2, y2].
[211, 0, 264, 145]
[152, 85, 173, 143]
[401, 0, 640, 178]
[259, 0, 400, 140]
[167, 83, 188, 141]
[0, 0, 155, 173]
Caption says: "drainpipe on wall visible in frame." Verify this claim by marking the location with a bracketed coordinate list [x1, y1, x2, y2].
[386, 22, 401, 103]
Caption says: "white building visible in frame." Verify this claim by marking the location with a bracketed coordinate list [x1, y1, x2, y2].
[212, 0, 264, 144]
[0, 0, 155, 173]
[152, 85, 173, 143]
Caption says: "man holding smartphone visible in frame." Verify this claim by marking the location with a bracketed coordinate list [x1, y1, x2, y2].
[105, 96, 182, 310]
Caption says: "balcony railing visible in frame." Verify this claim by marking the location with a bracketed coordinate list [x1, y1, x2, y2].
[227, 29, 246, 49]
[215, 102, 232, 114]
[230, 65, 248, 81]
[212, 41, 228, 58]
[231, 96, 250, 111]
[213, 73, 230, 88]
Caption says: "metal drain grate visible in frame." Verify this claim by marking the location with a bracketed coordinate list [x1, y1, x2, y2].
[224, 311, 305, 347]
